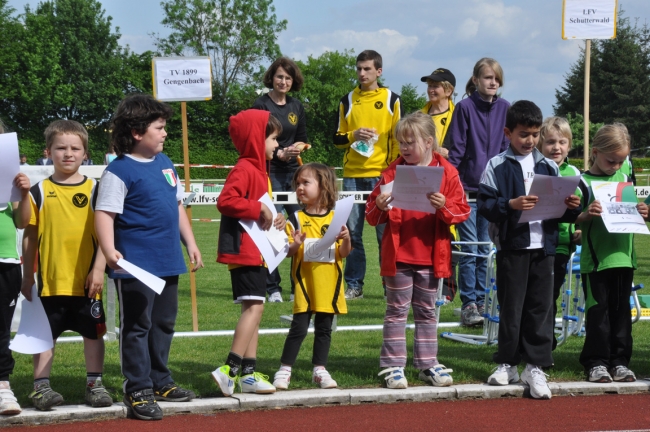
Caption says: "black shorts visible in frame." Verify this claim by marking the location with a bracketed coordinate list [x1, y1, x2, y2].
[230, 266, 268, 304]
[40, 296, 106, 340]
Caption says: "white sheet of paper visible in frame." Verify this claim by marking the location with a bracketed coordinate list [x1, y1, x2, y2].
[379, 181, 394, 210]
[0, 133, 21, 204]
[239, 193, 289, 273]
[518, 174, 581, 223]
[9, 285, 54, 354]
[309, 195, 355, 255]
[391, 165, 444, 214]
[591, 181, 650, 234]
[116, 258, 166, 294]
[259, 193, 289, 253]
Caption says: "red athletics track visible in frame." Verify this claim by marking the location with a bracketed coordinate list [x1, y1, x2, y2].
[5, 394, 650, 432]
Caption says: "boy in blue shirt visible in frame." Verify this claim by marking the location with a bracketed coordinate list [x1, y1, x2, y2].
[95, 94, 203, 421]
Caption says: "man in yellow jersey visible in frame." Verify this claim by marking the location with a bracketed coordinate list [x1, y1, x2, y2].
[333, 50, 402, 300]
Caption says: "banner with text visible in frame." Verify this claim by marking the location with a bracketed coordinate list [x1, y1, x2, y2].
[152, 57, 212, 102]
[562, 0, 617, 39]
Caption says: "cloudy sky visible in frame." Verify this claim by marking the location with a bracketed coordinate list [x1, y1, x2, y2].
[7, 0, 650, 116]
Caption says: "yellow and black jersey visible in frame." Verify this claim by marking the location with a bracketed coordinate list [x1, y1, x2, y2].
[420, 99, 455, 146]
[333, 86, 401, 178]
[29, 177, 98, 297]
[286, 210, 347, 314]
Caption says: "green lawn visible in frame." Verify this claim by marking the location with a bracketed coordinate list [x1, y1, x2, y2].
[9, 205, 650, 406]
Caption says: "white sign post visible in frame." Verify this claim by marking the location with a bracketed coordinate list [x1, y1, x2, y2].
[152, 56, 212, 332]
[562, 0, 617, 170]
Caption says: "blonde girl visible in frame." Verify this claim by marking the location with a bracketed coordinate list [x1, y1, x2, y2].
[576, 123, 648, 383]
[446, 58, 510, 327]
[272, 163, 351, 390]
[367, 112, 470, 389]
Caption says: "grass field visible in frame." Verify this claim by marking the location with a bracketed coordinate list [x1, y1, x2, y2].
[9, 205, 650, 406]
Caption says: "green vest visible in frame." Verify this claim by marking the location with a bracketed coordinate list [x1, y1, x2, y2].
[0, 203, 20, 262]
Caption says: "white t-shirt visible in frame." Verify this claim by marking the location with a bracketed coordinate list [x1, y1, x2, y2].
[515, 153, 543, 249]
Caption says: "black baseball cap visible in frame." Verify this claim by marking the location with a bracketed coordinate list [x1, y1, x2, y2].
[420, 68, 456, 87]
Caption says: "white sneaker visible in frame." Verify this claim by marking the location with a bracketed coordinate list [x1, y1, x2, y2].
[419, 364, 453, 387]
[520, 364, 552, 400]
[378, 367, 408, 389]
[609, 365, 636, 382]
[312, 368, 337, 389]
[273, 369, 291, 390]
[268, 292, 283, 303]
[240, 372, 276, 394]
[588, 365, 613, 383]
[211, 365, 237, 397]
[0, 387, 21, 415]
[487, 364, 519, 386]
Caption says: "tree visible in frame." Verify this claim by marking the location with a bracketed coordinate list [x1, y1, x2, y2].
[156, 0, 287, 101]
[0, 0, 152, 159]
[554, 12, 650, 148]
[399, 83, 427, 116]
[0, 0, 22, 118]
[293, 50, 358, 167]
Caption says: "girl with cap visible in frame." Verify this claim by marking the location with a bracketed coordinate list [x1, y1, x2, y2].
[420, 68, 456, 158]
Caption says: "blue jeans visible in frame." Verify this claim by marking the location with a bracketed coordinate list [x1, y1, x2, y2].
[267, 170, 301, 295]
[343, 177, 385, 290]
[456, 202, 489, 308]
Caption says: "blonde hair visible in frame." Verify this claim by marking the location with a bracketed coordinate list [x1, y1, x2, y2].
[292, 163, 339, 211]
[426, 79, 455, 96]
[465, 57, 504, 97]
[44, 120, 89, 152]
[537, 116, 573, 151]
[590, 123, 630, 164]
[395, 112, 438, 154]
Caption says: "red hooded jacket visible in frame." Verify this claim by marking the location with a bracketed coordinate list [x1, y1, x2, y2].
[217, 109, 270, 266]
[365, 152, 470, 278]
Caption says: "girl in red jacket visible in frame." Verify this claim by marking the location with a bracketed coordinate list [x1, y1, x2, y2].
[367, 112, 470, 389]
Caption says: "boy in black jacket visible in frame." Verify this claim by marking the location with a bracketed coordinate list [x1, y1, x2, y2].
[477, 100, 581, 399]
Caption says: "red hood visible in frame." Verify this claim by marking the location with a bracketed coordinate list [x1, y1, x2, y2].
[229, 109, 269, 173]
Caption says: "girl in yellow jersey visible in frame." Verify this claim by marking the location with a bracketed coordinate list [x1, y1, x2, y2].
[272, 163, 351, 390]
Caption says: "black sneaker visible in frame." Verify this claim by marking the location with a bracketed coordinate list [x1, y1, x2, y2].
[154, 383, 196, 402]
[123, 389, 163, 421]
[29, 382, 63, 411]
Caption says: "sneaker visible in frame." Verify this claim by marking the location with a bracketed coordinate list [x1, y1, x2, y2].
[0, 387, 21, 415]
[123, 389, 162, 421]
[240, 372, 276, 394]
[85, 379, 113, 407]
[273, 369, 291, 390]
[487, 364, 519, 386]
[477, 303, 485, 317]
[588, 365, 613, 383]
[345, 286, 363, 300]
[520, 364, 552, 400]
[461, 304, 483, 327]
[211, 365, 237, 397]
[29, 382, 64, 411]
[154, 382, 196, 401]
[312, 368, 337, 389]
[419, 365, 453, 387]
[378, 367, 408, 389]
[609, 365, 635, 382]
[268, 292, 283, 303]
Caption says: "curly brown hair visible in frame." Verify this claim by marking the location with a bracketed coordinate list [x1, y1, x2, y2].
[263, 57, 304, 92]
[110, 94, 173, 156]
[292, 163, 338, 211]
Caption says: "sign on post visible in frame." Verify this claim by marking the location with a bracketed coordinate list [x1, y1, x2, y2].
[152, 57, 212, 102]
[562, 0, 618, 40]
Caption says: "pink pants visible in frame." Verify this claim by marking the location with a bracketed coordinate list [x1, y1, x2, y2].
[380, 263, 439, 370]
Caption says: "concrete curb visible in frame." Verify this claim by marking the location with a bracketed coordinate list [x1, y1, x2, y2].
[1, 380, 649, 426]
